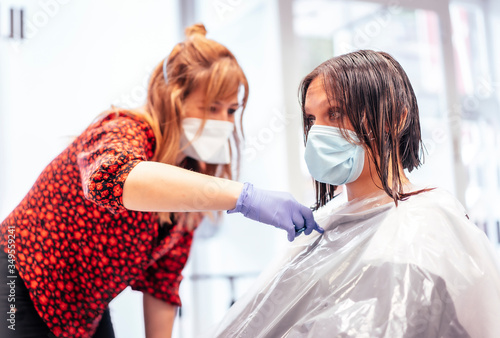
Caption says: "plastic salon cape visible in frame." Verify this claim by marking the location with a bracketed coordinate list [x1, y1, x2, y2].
[205, 188, 500, 338]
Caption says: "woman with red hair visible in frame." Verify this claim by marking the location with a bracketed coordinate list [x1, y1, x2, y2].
[0, 23, 322, 338]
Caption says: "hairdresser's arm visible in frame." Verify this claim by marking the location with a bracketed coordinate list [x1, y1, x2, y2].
[143, 293, 176, 338]
[122, 161, 243, 212]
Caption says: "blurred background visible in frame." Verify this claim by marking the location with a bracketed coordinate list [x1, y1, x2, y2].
[1, 0, 499, 337]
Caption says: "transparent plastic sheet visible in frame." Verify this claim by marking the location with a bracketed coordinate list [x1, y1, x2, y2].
[202, 188, 500, 338]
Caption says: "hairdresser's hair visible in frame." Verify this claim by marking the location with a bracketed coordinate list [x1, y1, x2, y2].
[145, 23, 248, 169]
[299, 50, 424, 209]
[111, 23, 249, 227]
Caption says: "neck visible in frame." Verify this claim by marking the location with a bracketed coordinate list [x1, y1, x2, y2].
[131, 105, 148, 115]
[344, 157, 411, 202]
[344, 175, 383, 201]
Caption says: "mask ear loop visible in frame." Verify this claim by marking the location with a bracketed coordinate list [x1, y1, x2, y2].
[163, 57, 168, 84]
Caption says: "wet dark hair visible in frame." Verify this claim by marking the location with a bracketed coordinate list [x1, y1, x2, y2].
[299, 50, 426, 209]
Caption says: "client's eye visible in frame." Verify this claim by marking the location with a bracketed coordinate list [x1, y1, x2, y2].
[329, 108, 341, 120]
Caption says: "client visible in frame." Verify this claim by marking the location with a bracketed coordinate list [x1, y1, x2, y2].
[205, 50, 500, 338]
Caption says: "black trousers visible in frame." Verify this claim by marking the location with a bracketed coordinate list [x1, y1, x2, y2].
[0, 248, 115, 338]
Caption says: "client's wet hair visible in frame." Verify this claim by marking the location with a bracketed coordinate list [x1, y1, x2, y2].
[299, 50, 425, 209]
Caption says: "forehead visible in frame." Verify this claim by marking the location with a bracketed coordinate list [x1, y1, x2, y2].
[305, 77, 329, 111]
[186, 85, 239, 103]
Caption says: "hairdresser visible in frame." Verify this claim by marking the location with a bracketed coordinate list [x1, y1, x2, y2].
[0, 23, 322, 338]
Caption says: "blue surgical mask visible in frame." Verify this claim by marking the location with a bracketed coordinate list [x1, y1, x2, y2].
[304, 125, 365, 185]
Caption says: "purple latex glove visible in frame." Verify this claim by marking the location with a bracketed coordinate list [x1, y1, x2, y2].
[227, 183, 324, 241]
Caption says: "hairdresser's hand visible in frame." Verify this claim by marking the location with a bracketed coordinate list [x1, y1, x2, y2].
[227, 182, 324, 241]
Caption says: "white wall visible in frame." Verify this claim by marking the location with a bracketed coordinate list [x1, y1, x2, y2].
[0, 0, 181, 219]
[0, 1, 180, 337]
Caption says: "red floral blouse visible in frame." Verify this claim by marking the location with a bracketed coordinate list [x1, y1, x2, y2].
[0, 112, 194, 337]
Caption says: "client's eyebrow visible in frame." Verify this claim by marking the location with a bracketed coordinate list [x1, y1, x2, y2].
[327, 98, 343, 107]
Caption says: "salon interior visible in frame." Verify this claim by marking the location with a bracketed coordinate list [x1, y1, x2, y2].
[1, 0, 499, 336]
